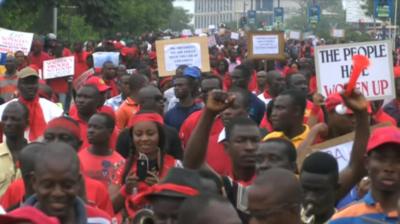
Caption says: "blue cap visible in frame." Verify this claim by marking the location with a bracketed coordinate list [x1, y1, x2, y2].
[183, 66, 201, 79]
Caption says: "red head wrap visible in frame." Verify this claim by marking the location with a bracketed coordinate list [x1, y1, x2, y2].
[128, 113, 164, 127]
[46, 117, 81, 140]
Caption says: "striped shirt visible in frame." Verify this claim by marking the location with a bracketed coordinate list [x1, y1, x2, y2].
[329, 191, 398, 224]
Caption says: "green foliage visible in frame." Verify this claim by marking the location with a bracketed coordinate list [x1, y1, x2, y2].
[58, 14, 100, 42]
[165, 7, 193, 31]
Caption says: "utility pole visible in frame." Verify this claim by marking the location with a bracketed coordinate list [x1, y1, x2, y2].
[53, 0, 58, 35]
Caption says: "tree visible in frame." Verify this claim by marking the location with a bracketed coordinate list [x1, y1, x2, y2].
[165, 7, 192, 31]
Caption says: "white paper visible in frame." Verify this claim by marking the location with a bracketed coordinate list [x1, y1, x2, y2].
[0, 28, 34, 55]
[164, 43, 202, 72]
[208, 35, 217, 47]
[92, 52, 120, 68]
[231, 32, 240, 40]
[321, 141, 353, 172]
[289, 31, 301, 40]
[252, 35, 279, 55]
[43, 56, 75, 79]
[332, 29, 345, 38]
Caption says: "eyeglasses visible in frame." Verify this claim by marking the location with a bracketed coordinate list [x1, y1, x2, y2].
[248, 203, 300, 221]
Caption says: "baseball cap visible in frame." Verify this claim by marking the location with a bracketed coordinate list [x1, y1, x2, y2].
[17, 66, 40, 79]
[367, 126, 400, 153]
[0, 206, 60, 224]
[325, 93, 371, 115]
[183, 66, 201, 79]
[85, 76, 110, 93]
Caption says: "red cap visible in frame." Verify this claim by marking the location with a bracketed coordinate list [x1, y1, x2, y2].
[325, 93, 371, 114]
[148, 51, 157, 60]
[394, 66, 400, 78]
[0, 206, 60, 224]
[121, 47, 137, 57]
[46, 117, 81, 141]
[85, 76, 110, 93]
[367, 126, 400, 153]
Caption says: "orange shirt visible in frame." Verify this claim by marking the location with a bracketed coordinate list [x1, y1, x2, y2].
[115, 97, 139, 129]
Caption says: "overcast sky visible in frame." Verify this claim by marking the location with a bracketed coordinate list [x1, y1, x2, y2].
[173, 0, 194, 14]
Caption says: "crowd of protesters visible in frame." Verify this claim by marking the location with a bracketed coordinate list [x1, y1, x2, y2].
[0, 26, 398, 224]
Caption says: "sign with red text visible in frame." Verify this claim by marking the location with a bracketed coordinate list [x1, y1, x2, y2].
[43, 56, 75, 79]
[0, 28, 34, 55]
[315, 40, 395, 100]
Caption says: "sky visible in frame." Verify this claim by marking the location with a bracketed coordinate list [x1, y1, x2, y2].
[173, 0, 194, 14]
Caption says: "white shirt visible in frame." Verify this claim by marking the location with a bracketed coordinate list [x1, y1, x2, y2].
[257, 93, 272, 107]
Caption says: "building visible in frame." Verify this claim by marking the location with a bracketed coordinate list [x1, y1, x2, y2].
[194, 0, 301, 29]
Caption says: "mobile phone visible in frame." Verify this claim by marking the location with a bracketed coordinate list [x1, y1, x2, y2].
[137, 154, 148, 181]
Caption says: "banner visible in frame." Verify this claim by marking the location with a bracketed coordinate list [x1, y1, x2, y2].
[43, 56, 75, 80]
[247, 32, 285, 59]
[155, 36, 210, 77]
[315, 40, 395, 100]
[0, 28, 34, 55]
[92, 52, 120, 68]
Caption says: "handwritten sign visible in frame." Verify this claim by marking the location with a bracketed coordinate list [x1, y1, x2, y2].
[247, 32, 285, 59]
[0, 28, 34, 55]
[43, 56, 75, 79]
[289, 30, 302, 40]
[315, 40, 395, 100]
[156, 36, 210, 77]
[231, 32, 240, 40]
[92, 52, 120, 69]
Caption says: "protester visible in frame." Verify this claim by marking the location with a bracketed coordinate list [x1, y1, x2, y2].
[104, 72, 131, 111]
[256, 70, 267, 94]
[0, 206, 60, 224]
[329, 126, 400, 223]
[257, 70, 286, 105]
[0, 66, 63, 141]
[0, 55, 18, 102]
[28, 39, 53, 70]
[0, 102, 28, 196]
[177, 194, 242, 224]
[14, 51, 28, 71]
[101, 61, 119, 98]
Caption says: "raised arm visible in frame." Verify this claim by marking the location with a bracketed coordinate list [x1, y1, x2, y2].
[336, 90, 369, 201]
[183, 90, 234, 169]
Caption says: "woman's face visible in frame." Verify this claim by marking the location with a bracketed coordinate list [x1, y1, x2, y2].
[132, 121, 159, 156]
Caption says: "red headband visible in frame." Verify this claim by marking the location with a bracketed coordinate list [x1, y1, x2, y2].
[126, 183, 199, 217]
[128, 113, 164, 127]
[46, 117, 81, 140]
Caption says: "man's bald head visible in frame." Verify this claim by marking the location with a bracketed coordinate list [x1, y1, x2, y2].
[34, 142, 80, 176]
[137, 85, 164, 114]
[20, 143, 45, 178]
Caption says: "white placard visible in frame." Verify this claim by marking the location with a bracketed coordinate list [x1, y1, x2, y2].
[181, 29, 193, 36]
[231, 32, 240, 40]
[164, 43, 202, 72]
[321, 141, 353, 172]
[252, 35, 279, 55]
[0, 28, 34, 55]
[208, 35, 217, 47]
[289, 31, 302, 40]
[43, 56, 75, 79]
[332, 29, 345, 38]
[195, 29, 203, 35]
[92, 52, 120, 68]
[315, 40, 395, 100]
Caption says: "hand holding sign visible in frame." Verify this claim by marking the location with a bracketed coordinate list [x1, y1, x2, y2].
[344, 55, 370, 96]
[341, 88, 369, 114]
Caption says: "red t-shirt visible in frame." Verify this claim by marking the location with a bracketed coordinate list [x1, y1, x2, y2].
[104, 79, 119, 98]
[206, 131, 232, 176]
[79, 148, 125, 187]
[28, 52, 53, 70]
[74, 52, 89, 80]
[179, 110, 224, 148]
[0, 177, 114, 217]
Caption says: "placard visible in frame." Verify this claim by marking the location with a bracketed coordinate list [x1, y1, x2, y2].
[315, 40, 395, 100]
[195, 29, 203, 35]
[43, 56, 75, 79]
[331, 29, 345, 38]
[247, 32, 285, 59]
[289, 30, 302, 40]
[155, 36, 210, 77]
[231, 32, 240, 40]
[0, 28, 34, 55]
[208, 35, 217, 47]
[92, 52, 120, 68]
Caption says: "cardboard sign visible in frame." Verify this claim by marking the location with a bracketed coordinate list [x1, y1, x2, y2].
[43, 56, 75, 79]
[331, 29, 345, 38]
[72, 68, 95, 91]
[231, 32, 240, 40]
[92, 52, 120, 68]
[155, 36, 210, 77]
[247, 32, 285, 59]
[0, 28, 34, 55]
[315, 40, 395, 100]
[289, 30, 302, 40]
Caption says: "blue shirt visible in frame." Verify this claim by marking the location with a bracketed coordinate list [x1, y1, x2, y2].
[165, 103, 202, 131]
[329, 191, 398, 224]
[249, 93, 266, 125]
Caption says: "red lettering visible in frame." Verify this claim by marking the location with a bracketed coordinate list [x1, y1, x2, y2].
[380, 80, 389, 95]
[372, 81, 380, 96]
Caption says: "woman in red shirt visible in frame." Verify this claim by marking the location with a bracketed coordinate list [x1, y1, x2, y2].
[110, 112, 181, 215]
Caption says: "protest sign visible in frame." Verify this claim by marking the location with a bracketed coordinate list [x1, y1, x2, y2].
[156, 36, 210, 77]
[0, 28, 34, 55]
[315, 40, 395, 100]
[331, 29, 345, 38]
[72, 68, 95, 91]
[195, 29, 203, 35]
[247, 32, 285, 59]
[289, 30, 302, 40]
[43, 56, 75, 80]
[92, 52, 120, 68]
[231, 32, 240, 40]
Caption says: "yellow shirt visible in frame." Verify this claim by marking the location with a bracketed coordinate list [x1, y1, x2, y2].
[262, 125, 310, 148]
[0, 142, 21, 196]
